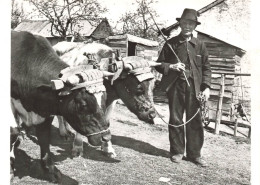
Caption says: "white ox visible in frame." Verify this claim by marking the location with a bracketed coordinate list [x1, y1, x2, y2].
[53, 41, 159, 158]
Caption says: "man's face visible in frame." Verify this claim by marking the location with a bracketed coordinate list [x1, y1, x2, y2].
[179, 19, 197, 37]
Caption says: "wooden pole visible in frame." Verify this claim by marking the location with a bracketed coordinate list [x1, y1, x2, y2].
[215, 74, 225, 134]
[248, 127, 251, 138]
[234, 119, 238, 136]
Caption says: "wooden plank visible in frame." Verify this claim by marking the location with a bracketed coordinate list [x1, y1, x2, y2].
[212, 78, 234, 85]
[208, 58, 236, 62]
[107, 42, 127, 48]
[212, 70, 236, 74]
[209, 96, 231, 104]
[209, 55, 235, 59]
[210, 84, 234, 92]
[111, 48, 127, 53]
[206, 44, 236, 51]
[136, 44, 158, 51]
[108, 38, 126, 42]
[212, 74, 235, 79]
[211, 67, 235, 71]
[208, 50, 236, 57]
[210, 62, 235, 68]
[108, 40, 127, 45]
[210, 89, 232, 99]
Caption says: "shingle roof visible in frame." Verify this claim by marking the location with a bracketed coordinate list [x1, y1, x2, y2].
[108, 34, 159, 47]
[14, 19, 97, 38]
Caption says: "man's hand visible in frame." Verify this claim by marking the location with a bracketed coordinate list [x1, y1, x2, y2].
[202, 88, 210, 101]
[169, 63, 185, 72]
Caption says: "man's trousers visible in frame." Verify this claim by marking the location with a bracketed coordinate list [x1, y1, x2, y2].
[166, 78, 204, 159]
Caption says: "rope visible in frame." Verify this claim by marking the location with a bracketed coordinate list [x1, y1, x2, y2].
[155, 107, 200, 127]
[154, 91, 206, 127]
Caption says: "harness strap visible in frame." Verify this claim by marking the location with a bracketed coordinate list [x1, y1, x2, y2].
[86, 128, 110, 137]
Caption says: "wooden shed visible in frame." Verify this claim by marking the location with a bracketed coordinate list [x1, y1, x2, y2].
[106, 34, 159, 60]
[196, 31, 246, 121]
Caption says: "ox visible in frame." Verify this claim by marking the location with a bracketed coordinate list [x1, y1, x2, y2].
[53, 41, 160, 157]
[11, 31, 113, 182]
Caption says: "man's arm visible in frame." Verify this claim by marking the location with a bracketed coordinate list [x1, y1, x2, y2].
[201, 42, 212, 100]
[155, 44, 185, 75]
[154, 44, 171, 75]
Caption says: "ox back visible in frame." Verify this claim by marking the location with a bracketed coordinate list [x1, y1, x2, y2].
[11, 31, 68, 117]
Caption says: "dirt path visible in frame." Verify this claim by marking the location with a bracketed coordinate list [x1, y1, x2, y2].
[11, 103, 250, 185]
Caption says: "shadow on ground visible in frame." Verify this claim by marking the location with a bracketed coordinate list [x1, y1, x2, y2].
[13, 148, 79, 185]
[111, 135, 170, 158]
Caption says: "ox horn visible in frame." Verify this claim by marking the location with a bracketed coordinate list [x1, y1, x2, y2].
[124, 63, 133, 71]
[66, 75, 80, 85]
[102, 71, 114, 77]
[149, 62, 162, 67]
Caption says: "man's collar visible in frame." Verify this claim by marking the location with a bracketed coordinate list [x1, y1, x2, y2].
[177, 34, 197, 45]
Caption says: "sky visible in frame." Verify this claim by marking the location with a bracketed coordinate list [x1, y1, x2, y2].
[94, 0, 214, 27]
[19, 0, 215, 29]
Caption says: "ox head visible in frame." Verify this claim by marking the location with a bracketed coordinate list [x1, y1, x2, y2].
[99, 56, 160, 124]
[52, 67, 114, 146]
[53, 42, 159, 124]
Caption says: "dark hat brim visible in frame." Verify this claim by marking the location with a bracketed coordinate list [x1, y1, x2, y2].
[176, 18, 201, 25]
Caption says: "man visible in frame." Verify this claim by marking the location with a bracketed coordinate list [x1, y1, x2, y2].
[155, 9, 211, 167]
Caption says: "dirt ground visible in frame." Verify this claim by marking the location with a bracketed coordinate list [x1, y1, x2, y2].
[11, 103, 250, 185]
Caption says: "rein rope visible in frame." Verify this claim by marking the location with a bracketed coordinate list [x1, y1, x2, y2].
[155, 92, 206, 127]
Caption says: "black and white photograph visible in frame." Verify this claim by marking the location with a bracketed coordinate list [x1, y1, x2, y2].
[1, 0, 259, 184]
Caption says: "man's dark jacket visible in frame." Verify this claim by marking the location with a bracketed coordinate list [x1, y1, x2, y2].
[155, 34, 211, 97]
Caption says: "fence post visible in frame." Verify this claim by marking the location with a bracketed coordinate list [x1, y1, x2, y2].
[215, 74, 225, 134]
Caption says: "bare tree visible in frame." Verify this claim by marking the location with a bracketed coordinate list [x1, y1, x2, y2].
[117, 0, 164, 41]
[27, 0, 107, 40]
[11, 0, 25, 29]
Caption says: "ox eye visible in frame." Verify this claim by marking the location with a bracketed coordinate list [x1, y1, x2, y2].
[136, 84, 144, 95]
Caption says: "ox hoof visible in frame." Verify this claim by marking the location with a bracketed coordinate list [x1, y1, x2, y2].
[72, 145, 84, 157]
[106, 152, 117, 158]
[101, 143, 117, 158]
[48, 170, 62, 183]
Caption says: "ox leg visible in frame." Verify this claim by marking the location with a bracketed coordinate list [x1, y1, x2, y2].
[10, 126, 20, 180]
[101, 140, 117, 158]
[100, 100, 117, 158]
[72, 133, 84, 157]
[35, 117, 61, 183]
[57, 116, 73, 140]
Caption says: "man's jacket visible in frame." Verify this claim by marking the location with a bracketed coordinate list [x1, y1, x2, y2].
[155, 34, 211, 97]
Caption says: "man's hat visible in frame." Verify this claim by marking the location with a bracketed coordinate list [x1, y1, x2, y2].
[176, 8, 201, 25]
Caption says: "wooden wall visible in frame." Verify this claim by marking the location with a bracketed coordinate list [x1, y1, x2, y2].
[198, 33, 242, 121]
[107, 37, 159, 59]
[107, 37, 128, 57]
